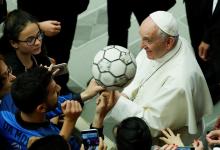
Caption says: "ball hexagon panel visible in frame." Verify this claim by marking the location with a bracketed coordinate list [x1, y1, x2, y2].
[120, 53, 132, 65]
[110, 60, 126, 77]
[115, 76, 128, 86]
[104, 48, 121, 62]
[99, 72, 115, 86]
[97, 58, 111, 72]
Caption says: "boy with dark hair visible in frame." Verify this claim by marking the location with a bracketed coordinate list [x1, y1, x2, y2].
[0, 67, 82, 149]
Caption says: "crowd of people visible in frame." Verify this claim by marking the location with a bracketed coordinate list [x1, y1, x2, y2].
[0, 0, 220, 150]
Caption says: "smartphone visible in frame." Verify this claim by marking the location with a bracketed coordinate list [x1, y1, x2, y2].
[177, 146, 195, 150]
[81, 129, 99, 150]
[51, 63, 68, 76]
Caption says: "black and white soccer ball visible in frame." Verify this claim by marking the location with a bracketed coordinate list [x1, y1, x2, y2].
[92, 45, 137, 90]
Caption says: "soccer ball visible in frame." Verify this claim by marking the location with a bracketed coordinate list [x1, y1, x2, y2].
[92, 45, 137, 90]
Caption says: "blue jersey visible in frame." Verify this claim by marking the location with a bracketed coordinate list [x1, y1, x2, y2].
[0, 93, 17, 113]
[0, 93, 82, 150]
[0, 111, 80, 150]
[0, 93, 77, 118]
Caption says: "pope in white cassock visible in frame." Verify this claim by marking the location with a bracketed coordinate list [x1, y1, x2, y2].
[104, 11, 213, 144]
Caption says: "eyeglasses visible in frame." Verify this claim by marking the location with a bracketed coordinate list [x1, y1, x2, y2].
[17, 31, 44, 46]
[0, 66, 12, 79]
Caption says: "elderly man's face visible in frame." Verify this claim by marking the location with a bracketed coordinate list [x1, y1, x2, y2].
[139, 17, 169, 60]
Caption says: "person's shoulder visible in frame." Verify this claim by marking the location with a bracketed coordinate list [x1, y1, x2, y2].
[0, 93, 17, 113]
[0, 110, 16, 124]
[4, 52, 25, 76]
[0, 111, 33, 150]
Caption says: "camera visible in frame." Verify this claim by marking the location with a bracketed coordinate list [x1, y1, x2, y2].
[81, 129, 99, 150]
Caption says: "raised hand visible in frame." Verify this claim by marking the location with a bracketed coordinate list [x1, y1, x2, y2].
[39, 20, 61, 37]
[192, 139, 204, 150]
[206, 130, 220, 146]
[198, 41, 210, 61]
[61, 100, 82, 122]
[159, 128, 184, 146]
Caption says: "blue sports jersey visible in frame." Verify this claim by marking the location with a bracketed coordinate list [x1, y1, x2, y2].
[0, 111, 80, 150]
[0, 93, 17, 113]
[0, 92, 82, 150]
[0, 92, 77, 118]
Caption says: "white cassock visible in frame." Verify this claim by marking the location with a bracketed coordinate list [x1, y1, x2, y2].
[107, 36, 213, 140]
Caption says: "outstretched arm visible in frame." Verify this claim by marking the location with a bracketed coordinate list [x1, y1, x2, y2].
[91, 91, 115, 139]
[80, 79, 105, 101]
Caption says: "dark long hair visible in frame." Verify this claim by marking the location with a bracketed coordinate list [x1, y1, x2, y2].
[11, 67, 52, 113]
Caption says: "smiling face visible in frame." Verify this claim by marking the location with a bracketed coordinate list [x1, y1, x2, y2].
[11, 22, 42, 55]
[139, 17, 170, 60]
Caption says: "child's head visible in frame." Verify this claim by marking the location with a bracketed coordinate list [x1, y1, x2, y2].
[3, 9, 43, 55]
[11, 67, 61, 113]
[114, 117, 152, 150]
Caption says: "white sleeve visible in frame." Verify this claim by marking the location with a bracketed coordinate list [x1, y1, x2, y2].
[108, 95, 144, 122]
[109, 77, 189, 137]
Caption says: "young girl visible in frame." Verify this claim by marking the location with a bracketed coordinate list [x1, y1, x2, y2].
[1, 9, 51, 76]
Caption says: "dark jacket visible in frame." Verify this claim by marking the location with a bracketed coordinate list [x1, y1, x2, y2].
[4, 51, 51, 76]
[0, 0, 7, 23]
[17, 0, 89, 20]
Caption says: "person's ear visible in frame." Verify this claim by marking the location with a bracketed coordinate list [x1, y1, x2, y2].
[166, 37, 176, 50]
[36, 104, 47, 113]
[10, 40, 19, 49]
